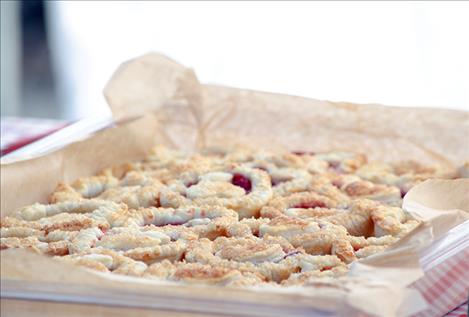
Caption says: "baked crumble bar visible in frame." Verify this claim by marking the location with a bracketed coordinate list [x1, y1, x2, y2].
[1, 146, 459, 287]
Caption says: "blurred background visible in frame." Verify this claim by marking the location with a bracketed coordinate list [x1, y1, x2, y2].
[1, 1, 469, 122]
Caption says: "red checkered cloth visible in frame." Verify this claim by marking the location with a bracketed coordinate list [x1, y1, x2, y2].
[445, 302, 468, 317]
[412, 247, 469, 317]
[0, 117, 67, 156]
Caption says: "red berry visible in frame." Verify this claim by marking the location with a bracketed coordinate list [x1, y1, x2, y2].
[292, 151, 315, 156]
[186, 181, 197, 188]
[400, 189, 407, 198]
[331, 179, 342, 188]
[232, 173, 252, 192]
[328, 161, 340, 169]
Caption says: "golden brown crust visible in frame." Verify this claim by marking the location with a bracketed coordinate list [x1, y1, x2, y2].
[1, 146, 445, 288]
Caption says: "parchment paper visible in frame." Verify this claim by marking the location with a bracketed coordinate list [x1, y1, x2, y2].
[1, 53, 469, 317]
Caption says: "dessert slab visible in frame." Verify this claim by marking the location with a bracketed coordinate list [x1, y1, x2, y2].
[1, 53, 468, 317]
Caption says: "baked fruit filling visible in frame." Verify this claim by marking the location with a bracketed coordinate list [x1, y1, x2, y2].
[0, 145, 459, 287]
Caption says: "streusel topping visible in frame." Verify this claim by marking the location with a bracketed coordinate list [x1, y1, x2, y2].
[1, 145, 458, 287]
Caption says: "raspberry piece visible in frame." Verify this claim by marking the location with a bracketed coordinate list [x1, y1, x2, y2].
[232, 173, 252, 192]
[400, 189, 407, 198]
[292, 151, 315, 156]
[331, 179, 342, 188]
[186, 181, 198, 188]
